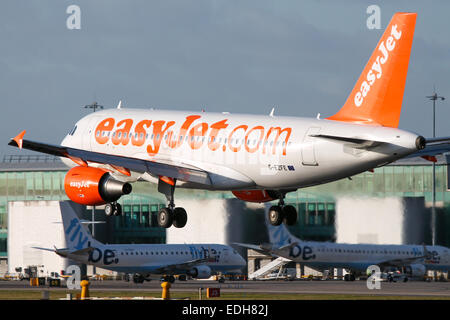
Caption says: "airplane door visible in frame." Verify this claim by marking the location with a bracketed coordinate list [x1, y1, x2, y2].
[301, 127, 321, 166]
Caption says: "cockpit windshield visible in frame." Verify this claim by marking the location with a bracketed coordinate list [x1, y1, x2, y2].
[69, 125, 78, 136]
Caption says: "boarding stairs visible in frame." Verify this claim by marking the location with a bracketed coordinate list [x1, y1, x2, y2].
[248, 256, 291, 280]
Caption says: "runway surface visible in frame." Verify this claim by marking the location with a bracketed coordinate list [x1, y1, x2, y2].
[1, 279, 450, 298]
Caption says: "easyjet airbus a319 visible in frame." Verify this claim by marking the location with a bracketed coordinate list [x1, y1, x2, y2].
[9, 13, 450, 229]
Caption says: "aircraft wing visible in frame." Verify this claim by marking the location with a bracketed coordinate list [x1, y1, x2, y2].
[233, 243, 273, 256]
[233, 242, 298, 258]
[377, 256, 426, 269]
[32, 246, 94, 258]
[152, 257, 217, 274]
[376, 245, 431, 269]
[8, 132, 212, 186]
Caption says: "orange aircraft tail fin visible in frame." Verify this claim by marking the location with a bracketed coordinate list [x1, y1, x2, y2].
[327, 12, 417, 128]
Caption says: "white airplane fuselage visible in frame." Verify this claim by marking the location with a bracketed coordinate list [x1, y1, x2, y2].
[270, 241, 450, 274]
[61, 108, 422, 191]
[65, 242, 245, 276]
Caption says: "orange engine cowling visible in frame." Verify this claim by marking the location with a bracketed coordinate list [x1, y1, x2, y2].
[232, 190, 276, 203]
[64, 166, 132, 206]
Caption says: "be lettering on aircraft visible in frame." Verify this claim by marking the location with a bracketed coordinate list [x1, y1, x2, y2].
[64, 216, 119, 265]
[9, 13, 450, 230]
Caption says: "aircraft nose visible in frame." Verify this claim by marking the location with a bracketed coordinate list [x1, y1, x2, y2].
[61, 134, 70, 147]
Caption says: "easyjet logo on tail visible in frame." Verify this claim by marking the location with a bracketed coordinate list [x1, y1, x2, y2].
[354, 24, 402, 107]
[94, 115, 292, 157]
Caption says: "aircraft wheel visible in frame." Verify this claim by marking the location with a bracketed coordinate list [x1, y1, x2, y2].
[114, 203, 122, 216]
[350, 274, 356, 281]
[168, 275, 176, 283]
[133, 274, 144, 284]
[172, 207, 188, 228]
[268, 206, 283, 226]
[158, 207, 173, 228]
[105, 203, 114, 217]
[282, 205, 297, 225]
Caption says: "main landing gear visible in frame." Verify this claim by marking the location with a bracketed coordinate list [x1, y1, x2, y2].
[157, 177, 187, 229]
[267, 191, 298, 226]
[104, 202, 122, 217]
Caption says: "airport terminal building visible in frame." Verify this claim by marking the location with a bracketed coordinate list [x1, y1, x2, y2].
[1, 153, 450, 276]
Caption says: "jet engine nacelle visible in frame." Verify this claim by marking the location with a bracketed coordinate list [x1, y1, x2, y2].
[189, 265, 212, 279]
[64, 166, 132, 206]
[232, 190, 276, 203]
[405, 264, 426, 277]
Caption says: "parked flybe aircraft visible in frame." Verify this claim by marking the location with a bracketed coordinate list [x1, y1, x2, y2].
[35, 209, 245, 283]
[236, 206, 450, 281]
[9, 12, 450, 229]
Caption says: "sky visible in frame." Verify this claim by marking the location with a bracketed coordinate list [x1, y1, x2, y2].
[1, 0, 449, 157]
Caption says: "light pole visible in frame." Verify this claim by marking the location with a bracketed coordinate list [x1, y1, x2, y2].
[84, 101, 103, 113]
[426, 91, 445, 246]
[83, 101, 104, 276]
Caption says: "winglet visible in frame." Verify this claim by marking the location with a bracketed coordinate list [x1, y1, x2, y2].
[12, 130, 26, 149]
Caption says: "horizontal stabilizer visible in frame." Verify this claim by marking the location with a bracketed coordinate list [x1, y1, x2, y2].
[278, 242, 299, 251]
[406, 136, 450, 159]
[233, 242, 275, 256]
[80, 219, 106, 225]
[32, 246, 94, 257]
[32, 246, 56, 253]
[70, 247, 95, 255]
[310, 134, 384, 148]
[425, 136, 450, 145]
